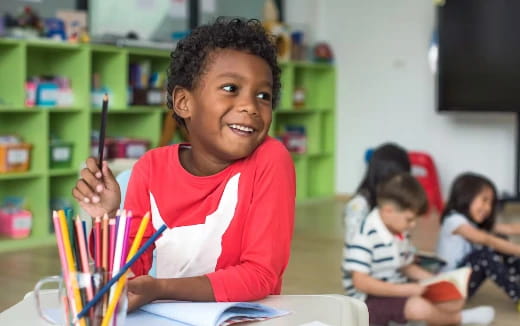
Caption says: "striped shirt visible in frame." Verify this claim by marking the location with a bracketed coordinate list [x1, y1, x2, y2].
[342, 208, 415, 301]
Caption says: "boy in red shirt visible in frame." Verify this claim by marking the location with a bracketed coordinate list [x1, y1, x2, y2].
[73, 17, 295, 311]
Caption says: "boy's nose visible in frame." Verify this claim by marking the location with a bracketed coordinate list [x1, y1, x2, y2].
[238, 98, 259, 115]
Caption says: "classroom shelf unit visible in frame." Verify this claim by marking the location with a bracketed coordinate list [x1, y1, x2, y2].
[0, 39, 336, 252]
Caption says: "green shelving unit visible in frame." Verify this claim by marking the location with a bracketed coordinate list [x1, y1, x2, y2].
[0, 39, 335, 252]
[273, 62, 336, 201]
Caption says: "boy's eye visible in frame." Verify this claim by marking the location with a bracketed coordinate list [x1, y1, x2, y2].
[257, 92, 272, 101]
[222, 85, 237, 92]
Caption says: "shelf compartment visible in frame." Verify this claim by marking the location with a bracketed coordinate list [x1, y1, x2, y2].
[26, 44, 89, 108]
[91, 110, 162, 149]
[275, 112, 321, 155]
[0, 177, 49, 238]
[0, 41, 25, 108]
[49, 111, 89, 171]
[91, 47, 128, 109]
[0, 111, 47, 174]
[294, 64, 335, 110]
[49, 174, 79, 223]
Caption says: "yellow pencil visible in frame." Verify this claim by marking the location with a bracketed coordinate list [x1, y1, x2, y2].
[58, 210, 87, 326]
[100, 273, 127, 326]
[125, 212, 150, 263]
[100, 212, 150, 325]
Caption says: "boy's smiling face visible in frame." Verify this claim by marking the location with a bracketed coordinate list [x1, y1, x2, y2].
[175, 49, 274, 175]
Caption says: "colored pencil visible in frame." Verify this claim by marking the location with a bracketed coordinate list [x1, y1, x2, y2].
[108, 217, 116, 275]
[111, 210, 126, 274]
[52, 211, 76, 319]
[58, 210, 86, 326]
[101, 213, 109, 313]
[75, 217, 94, 302]
[98, 94, 108, 170]
[77, 214, 167, 320]
[120, 210, 132, 268]
[94, 216, 101, 269]
[65, 208, 79, 270]
[100, 273, 127, 326]
[102, 213, 109, 272]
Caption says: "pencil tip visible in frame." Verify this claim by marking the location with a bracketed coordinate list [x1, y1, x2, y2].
[103, 93, 108, 101]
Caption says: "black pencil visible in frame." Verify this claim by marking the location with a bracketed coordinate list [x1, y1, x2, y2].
[98, 94, 109, 170]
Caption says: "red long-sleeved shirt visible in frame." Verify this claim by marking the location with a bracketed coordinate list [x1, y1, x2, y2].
[124, 136, 295, 301]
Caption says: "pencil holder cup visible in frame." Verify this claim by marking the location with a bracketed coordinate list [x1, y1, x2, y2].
[34, 270, 128, 326]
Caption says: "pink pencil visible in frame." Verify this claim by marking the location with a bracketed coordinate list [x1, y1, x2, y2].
[52, 211, 76, 317]
[108, 218, 116, 276]
[75, 217, 94, 300]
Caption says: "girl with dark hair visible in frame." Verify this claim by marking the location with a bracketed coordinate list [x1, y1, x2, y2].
[436, 172, 520, 303]
[344, 143, 411, 242]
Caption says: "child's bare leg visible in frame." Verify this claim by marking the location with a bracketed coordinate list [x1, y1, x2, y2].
[405, 296, 461, 325]
[435, 299, 465, 313]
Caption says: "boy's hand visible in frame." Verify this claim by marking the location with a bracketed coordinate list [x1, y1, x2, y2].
[127, 275, 159, 312]
[400, 283, 426, 297]
[72, 158, 121, 218]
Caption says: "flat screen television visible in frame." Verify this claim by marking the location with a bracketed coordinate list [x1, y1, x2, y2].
[437, 0, 520, 112]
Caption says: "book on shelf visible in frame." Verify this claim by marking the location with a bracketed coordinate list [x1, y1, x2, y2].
[420, 266, 472, 303]
[125, 301, 290, 326]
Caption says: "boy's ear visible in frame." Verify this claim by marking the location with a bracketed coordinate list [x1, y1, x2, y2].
[172, 86, 191, 119]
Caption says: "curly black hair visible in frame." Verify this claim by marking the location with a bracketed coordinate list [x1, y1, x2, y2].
[167, 17, 281, 129]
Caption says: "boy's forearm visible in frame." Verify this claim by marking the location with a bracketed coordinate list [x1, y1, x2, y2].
[155, 276, 216, 301]
[402, 263, 434, 281]
[352, 272, 411, 297]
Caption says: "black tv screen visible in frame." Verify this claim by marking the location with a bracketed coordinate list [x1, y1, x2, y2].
[437, 0, 520, 112]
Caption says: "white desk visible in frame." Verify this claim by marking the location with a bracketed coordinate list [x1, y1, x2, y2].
[0, 290, 368, 326]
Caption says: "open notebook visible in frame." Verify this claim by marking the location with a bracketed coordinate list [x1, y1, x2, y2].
[125, 301, 290, 326]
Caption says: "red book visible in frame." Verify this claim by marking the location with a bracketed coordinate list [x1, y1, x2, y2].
[420, 267, 472, 302]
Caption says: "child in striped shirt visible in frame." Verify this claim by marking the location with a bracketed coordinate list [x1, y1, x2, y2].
[343, 173, 494, 326]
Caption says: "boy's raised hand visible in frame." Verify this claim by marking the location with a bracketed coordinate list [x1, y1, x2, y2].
[72, 157, 121, 218]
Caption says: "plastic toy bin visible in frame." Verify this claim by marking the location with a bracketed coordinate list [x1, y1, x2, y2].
[0, 143, 32, 173]
[49, 141, 73, 168]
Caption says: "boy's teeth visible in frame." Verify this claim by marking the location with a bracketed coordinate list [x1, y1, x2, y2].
[230, 124, 254, 132]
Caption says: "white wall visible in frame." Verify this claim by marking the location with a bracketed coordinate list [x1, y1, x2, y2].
[292, 0, 517, 197]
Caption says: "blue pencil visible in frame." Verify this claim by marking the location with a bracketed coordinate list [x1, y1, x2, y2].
[75, 223, 167, 320]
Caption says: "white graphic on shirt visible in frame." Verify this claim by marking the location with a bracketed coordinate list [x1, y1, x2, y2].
[150, 173, 240, 278]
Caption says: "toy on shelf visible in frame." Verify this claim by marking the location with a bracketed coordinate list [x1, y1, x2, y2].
[313, 42, 334, 63]
[128, 61, 166, 106]
[281, 126, 307, 154]
[291, 31, 306, 61]
[26, 76, 74, 108]
[0, 197, 32, 239]
[293, 87, 306, 108]
[262, 0, 291, 61]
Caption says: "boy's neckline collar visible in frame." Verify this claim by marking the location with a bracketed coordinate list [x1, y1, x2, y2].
[370, 209, 395, 243]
